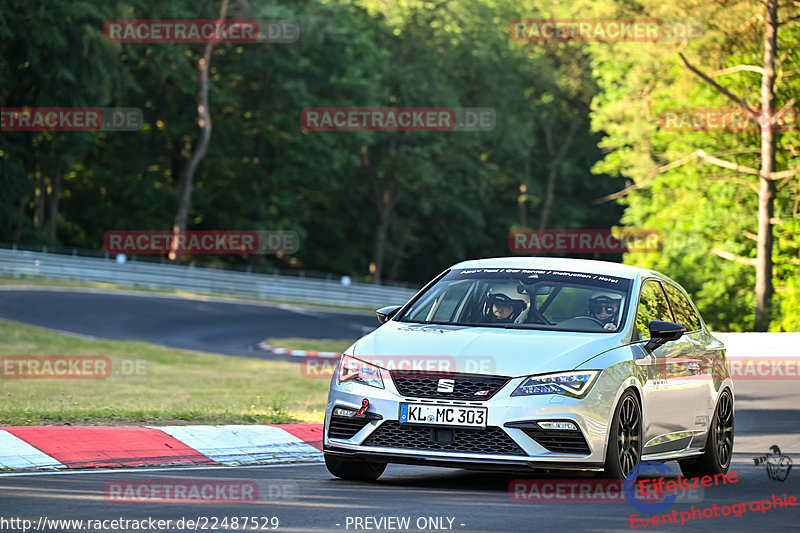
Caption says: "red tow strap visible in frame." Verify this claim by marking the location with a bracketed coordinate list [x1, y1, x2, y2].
[355, 398, 369, 417]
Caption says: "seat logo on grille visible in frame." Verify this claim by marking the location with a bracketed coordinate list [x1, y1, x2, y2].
[437, 378, 455, 393]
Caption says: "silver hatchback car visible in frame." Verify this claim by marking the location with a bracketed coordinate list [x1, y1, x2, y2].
[323, 257, 734, 480]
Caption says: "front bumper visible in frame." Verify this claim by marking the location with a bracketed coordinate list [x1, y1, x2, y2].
[324, 372, 617, 470]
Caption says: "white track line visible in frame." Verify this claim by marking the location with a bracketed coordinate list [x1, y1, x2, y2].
[0, 461, 324, 477]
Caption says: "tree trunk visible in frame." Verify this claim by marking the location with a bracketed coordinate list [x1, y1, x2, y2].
[675, 0, 788, 331]
[754, 0, 778, 331]
[170, 0, 229, 260]
[46, 168, 62, 240]
[519, 154, 530, 227]
[538, 118, 580, 230]
[365, 141, 399, 284]
[372, 199, 392, 283]
[34, 165, 44, 229]
[14, 196, 25, 242]
[388, 212, 419, 282]
[370, 169, 399, 284]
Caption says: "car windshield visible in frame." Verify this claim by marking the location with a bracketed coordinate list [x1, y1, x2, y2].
[398, 267, 632, 333]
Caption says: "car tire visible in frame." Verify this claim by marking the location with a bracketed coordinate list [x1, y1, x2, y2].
[679, 389, 734, 477]
[324, 453, 387, 481]
[602, 390, 642, 479]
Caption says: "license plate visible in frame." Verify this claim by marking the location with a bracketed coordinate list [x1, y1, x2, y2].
[399, 403, 487, 428]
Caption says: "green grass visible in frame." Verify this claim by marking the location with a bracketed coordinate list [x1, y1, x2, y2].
[0, 320, 346, 426]
[0, 278, 117, 289]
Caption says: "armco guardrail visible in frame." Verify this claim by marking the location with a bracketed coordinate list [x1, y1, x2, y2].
[0, 249, 419, 308]
[714, 332, 800, 358]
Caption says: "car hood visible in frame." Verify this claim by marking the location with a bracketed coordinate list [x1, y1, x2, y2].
[351, 321, 621, 377]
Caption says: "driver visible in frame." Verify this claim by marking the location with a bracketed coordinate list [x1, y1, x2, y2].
[486, 283, 530, 323]
[589, 291, 622, 331]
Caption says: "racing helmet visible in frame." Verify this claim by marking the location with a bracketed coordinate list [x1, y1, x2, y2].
[487, 283, 530, 322]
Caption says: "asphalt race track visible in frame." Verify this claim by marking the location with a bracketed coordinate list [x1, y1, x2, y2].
[1, 378, 798, 533]
[0, 288, 798, 532]
[0, 381, 800, 532]
[0, 288, 377, 356]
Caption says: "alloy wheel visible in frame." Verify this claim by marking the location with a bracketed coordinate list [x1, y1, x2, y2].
[714, 392, 734, 468]
[617, 395, 642, 477]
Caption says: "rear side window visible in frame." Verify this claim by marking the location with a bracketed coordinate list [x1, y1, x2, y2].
[663, 283, 702, 331]
[635, 280, 674, 340]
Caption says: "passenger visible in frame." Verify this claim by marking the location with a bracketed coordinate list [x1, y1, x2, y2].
[589, 291, 622, 331]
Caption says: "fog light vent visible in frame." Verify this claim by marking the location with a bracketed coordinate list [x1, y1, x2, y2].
[537, 421, 578, 431]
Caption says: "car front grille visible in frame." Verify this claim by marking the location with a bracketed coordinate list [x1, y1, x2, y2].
[518, 426, 591, 455]
[390, 371, 510, 400]
[327, 415, 372, 439]
[361, 421, 527, 456]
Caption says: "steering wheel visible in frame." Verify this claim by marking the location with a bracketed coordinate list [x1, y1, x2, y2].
[526, 306, 551, 325]
[554, 316, 608, 330]
[574, 315, 606, 326]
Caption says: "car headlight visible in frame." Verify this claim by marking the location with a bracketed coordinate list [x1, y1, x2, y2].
[511, 371, 599, 398]
[338, 355, 384, 389]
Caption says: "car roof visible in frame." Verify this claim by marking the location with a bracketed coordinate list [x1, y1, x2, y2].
[450, 257, 653, 280]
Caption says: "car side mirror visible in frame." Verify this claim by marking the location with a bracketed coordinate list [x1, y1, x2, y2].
[376, 305, 402, 324]
[645, 320, 686, 352]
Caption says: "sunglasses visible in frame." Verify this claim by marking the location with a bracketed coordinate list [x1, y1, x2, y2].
[591, 304, 618, 314]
